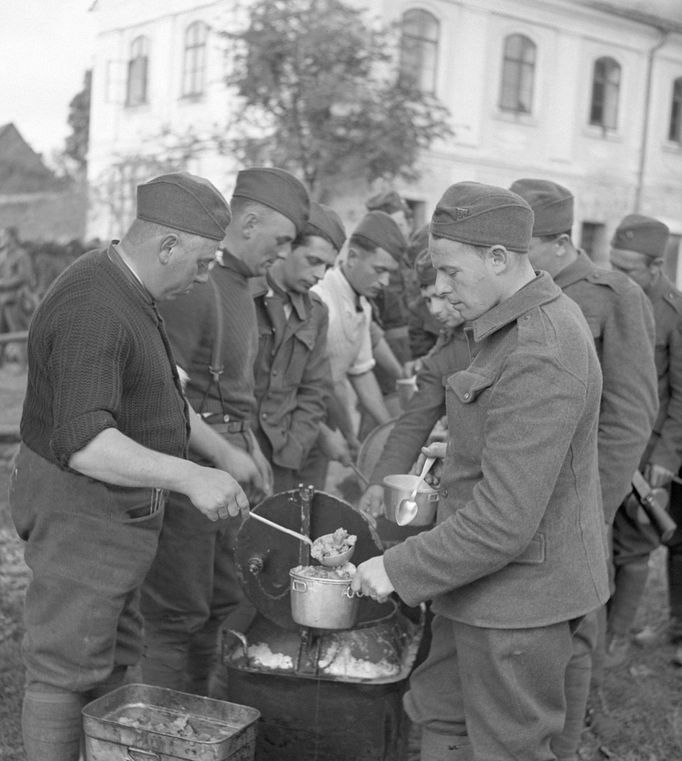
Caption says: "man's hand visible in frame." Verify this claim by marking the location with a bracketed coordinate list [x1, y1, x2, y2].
[644, 462, 675, 488]
[358, 484, 385, 519]
[214, 441, 261, 486]
[414, 442, 447, 487]
[351, 556, 394, 603]
[184, 465, 249, 521]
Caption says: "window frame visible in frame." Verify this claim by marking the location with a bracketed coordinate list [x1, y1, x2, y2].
[498, 33, 537, 115]
[399, 8, 440, 95]
[126, 35, 149, 108]
[182, 20, 208, 99]
[669, 77, 682, 144]
[589, 56, 621, 132]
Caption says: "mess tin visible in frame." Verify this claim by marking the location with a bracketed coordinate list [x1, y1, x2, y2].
[382, 474, 439, 526]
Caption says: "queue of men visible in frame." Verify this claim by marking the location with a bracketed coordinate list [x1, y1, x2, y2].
[10, 165, 682, 761]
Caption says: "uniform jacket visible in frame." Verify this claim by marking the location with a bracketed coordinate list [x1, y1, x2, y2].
[370, 328, 470, 484]
[407, 298, 442, 359]
[643, 272, 682, 473]
[252, 279, 332, 470]
[383, 272, 610, 628]
[554, 252, 658, 522]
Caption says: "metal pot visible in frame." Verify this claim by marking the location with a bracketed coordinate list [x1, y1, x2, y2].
[289, 569, 360, 630]
[382, 474, 439, 526]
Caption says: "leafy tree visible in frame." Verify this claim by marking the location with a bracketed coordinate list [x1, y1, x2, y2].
[222, 0, 452, 196]
[63, 69, 92, 175]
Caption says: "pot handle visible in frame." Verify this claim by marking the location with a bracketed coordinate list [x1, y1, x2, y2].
[291, 578, 308, 592]
[345, 586, 363, 598]
[126, 749, 160, 761]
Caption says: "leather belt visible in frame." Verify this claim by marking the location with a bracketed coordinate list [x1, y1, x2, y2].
[126, 488, 168, 519]
[200, 412, 247, 433]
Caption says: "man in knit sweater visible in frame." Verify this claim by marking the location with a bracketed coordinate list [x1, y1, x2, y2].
[141, 167, 310, 695]
[352, 182, 609, 761]
[10, 172, 250, 761]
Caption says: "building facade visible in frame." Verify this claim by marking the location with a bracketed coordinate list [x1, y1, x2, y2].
[87, 0, 682, 278]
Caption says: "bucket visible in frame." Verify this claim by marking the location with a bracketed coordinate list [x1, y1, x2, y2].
[289, 569, 360, 629]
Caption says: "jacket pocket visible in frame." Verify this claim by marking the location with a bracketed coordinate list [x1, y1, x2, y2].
[446, 369, 495, 404]
[514, 533, 546, 565]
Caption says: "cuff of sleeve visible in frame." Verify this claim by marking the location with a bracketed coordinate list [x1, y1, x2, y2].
[51, 411, 117, 468]
[383, 543, 424, 608]
[347, 359, 376, 376]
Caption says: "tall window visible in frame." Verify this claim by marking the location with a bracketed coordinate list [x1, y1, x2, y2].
[126, 36, 149, 107]
[399, 9, 439, 94]
[182, 21, 207, 97]
[499, 34, 536, 114]
[590, 57, 620, 130]
[669, 77, 682, 143]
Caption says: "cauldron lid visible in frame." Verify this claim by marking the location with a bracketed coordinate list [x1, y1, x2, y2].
[235, 488, 383, 631]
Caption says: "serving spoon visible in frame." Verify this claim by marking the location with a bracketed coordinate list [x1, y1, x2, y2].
[396, 456, 436, 526]
[248, 511, 355, 567]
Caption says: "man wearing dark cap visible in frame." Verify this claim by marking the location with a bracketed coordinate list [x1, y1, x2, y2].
[312, 210, 405, 458]
[352, 181, 609, 761]
[609, 213, 682, 664]
[366, 188, 412, 237]
[251, 201, 344, 491]
[10, 172, 250, 761]
[510, 179, 658, 757]
[140, 167, 310, 695]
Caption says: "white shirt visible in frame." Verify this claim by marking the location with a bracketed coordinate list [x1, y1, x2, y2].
[312, 266, 375, 382]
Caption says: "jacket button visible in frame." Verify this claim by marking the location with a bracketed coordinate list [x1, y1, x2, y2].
[463, 392, 470, 400]
[272, 370, 278, 376]
[261, 413, 268, 420]
[441, 488, 448, 497]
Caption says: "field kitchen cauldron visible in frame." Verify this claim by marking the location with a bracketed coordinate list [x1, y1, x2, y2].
[221, 485, 425, 761]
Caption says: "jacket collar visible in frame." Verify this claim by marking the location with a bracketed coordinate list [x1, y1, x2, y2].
[553, 249, 595, 289]
[107, 242, 155, 305]
[252, 273, 311, 322]
[470, 270, 562, 342]
[217, 248, 251, 279]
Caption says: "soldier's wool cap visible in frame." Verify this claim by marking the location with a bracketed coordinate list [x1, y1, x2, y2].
[351, 211, 407, 261]
[232, 167, 310, 234]
[509, 178, 574, 237]
[611, 214, 669, 259]
[414, 248, 437, 287]
[406, 223, 430, 266]
[366, 189, 409, 215]
[137, 172, 231, 241]
[431, 182, 534, 254]
[304, 202, 346, 252]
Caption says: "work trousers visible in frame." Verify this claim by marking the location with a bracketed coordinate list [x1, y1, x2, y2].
[667, 480, 682, 630]
[404, 614, 578, 761]
[10, 444, 163, 761]
[140, 431, 254, 696]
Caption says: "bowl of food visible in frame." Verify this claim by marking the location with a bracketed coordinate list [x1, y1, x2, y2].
[382, 474, 439, 526]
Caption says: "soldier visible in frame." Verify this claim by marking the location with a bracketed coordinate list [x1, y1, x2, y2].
[511, 180, 658, 758]
[312, 211, 406, 457]
[608, 214, 682, 663]
[352, 181, 609, 761]
[252, 201, 346, 491]
[10, 172, 248, 761]
[140, 167, 310, 695]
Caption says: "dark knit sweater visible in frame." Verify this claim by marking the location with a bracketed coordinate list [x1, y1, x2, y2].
[21, 245, 189, 468]
[158, 250, 258, 424]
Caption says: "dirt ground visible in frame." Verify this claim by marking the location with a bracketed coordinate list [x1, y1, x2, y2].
[1, 367, 682, 760]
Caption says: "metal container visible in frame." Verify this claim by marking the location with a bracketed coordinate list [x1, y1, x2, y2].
[382, 474, 439, 526]
[289, 568, 360, 630]
[82, 683, 260, 761]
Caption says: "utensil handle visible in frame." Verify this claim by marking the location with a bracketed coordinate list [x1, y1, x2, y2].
[349, 462, 370, 487]
[249, 510, 313, 546]
[410, 456, 437, 498]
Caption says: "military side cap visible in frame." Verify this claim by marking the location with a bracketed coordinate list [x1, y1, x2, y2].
[431, 181, 534, 254]
[414, 248, 437, 287]
[232, 167, 310, 234]
[406, 223, 430, 266]
[137, 172, 231, 241]
[351, 211, 407, 261]
[611, 214, 669, 259]
[304, 202, 346, 252]
[365, 189, 409, 215]
[509, 178, 574, 237]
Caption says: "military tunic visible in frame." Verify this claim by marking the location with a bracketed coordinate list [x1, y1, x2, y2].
[554, 251, 658, 523]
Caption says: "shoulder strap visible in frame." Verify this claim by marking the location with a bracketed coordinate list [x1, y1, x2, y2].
[197, 276, 227, 415]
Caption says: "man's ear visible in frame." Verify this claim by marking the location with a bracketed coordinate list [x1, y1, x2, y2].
[240, 210, 258, 240]
[555, 234, 571, 258]
[158, 234, 179, 265]
[345, 245, 359, 269]
[487, 245, 510, 273]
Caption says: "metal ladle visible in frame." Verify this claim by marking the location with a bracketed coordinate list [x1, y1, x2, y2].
[396, 456, 436, 526]
[248, 511, 355, 567]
